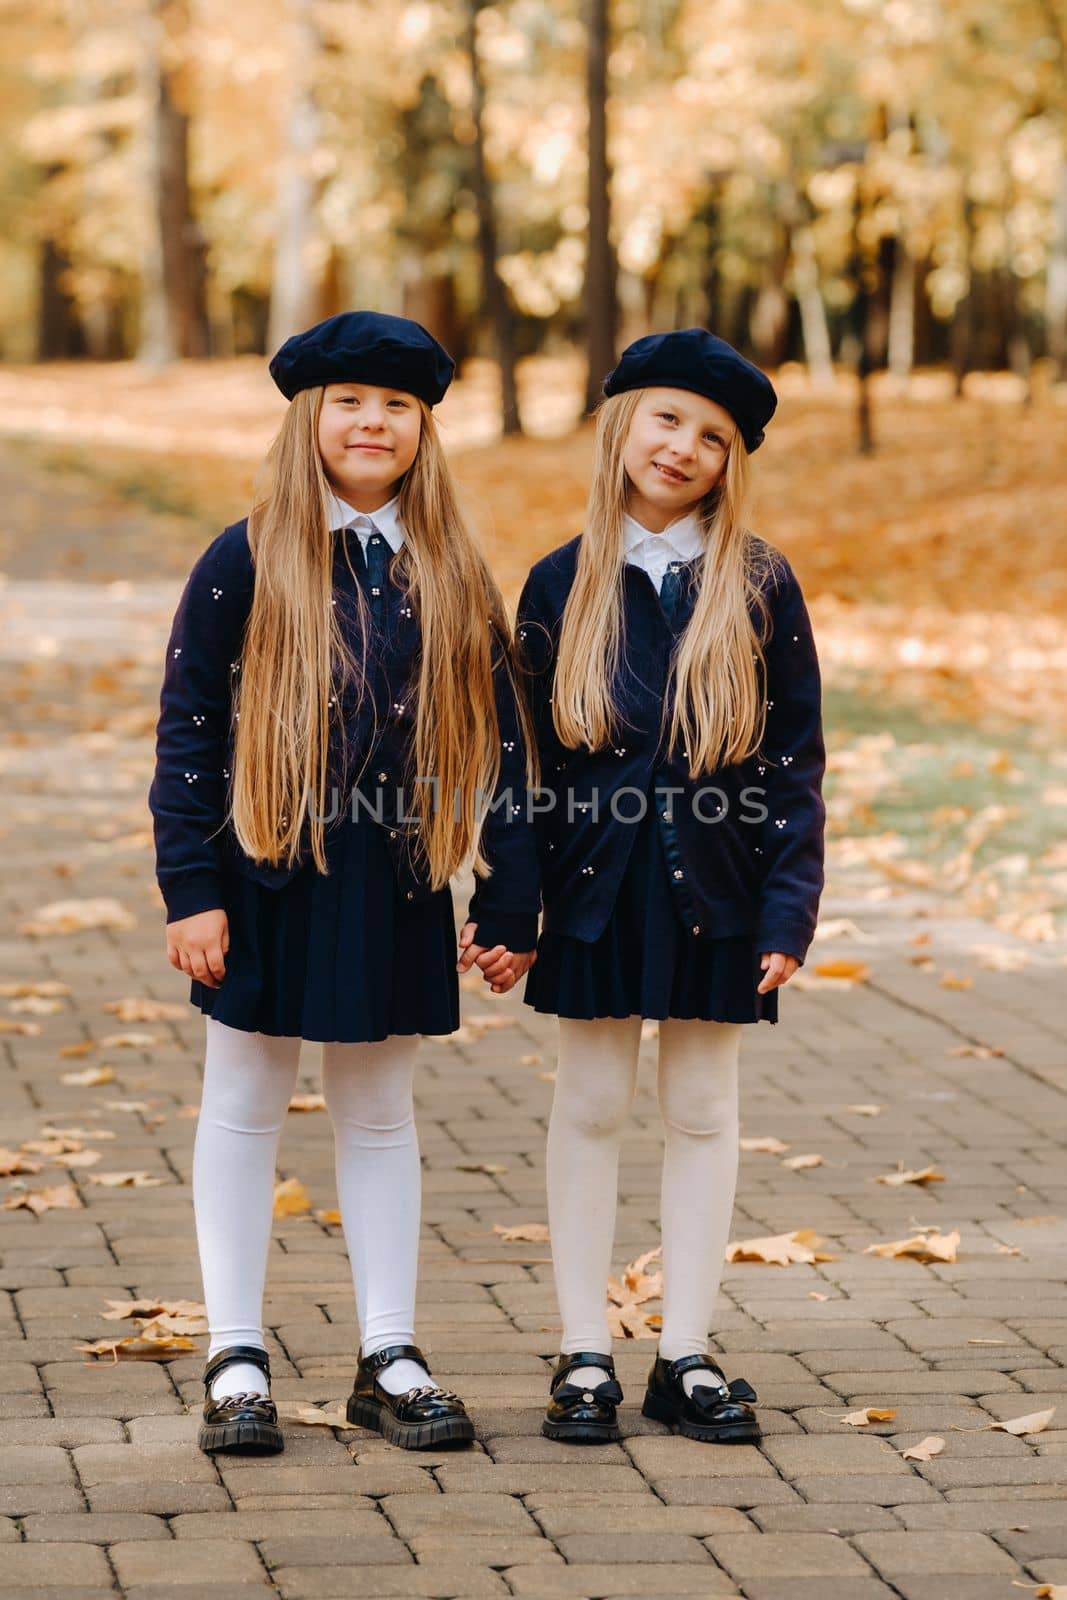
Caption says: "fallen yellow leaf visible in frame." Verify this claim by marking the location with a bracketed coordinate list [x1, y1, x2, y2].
[275, 1402, 355, 1428]
[847, 1104, 883, 1116]
[940, 972, 974, 990]
[273, 1177, 312, 1217]
[456, 1162, 508, 1175]
[87, 1171, 164, 1188]
[2, 1184, 83, 1214]
[9, 995, 65, 1015]
[20, 897, 136, 937]
[288, 1093, 326, 1112]
[0, 981, 72, 997]
[991, 1407, 1055, 1436]
[813, 959, 871, 982]
[875, 1166, 946, 1187]
[809, 1291, 829, 1301]
[0, 1149, 42, 1176]
[864, 1229, 960, 1264]
[841, 1407, 897, 1427]
[492, 1222, 550, 1242]
[725, 1229, 835, 1266]
[783, 1153, 823, 1171]
[0, 1018, 42, 1036]
[740, 1136, 790, 1155]
[315, 1208, 342, 1225]
[99, 1032, 157, 1049]
[102, 998, 184, 1022]
[52, 1150, 102, 1169]
[60, 1065, 116, 1087]
[902, 1435, 945, 1461]
[102, 1298, 206, 1322]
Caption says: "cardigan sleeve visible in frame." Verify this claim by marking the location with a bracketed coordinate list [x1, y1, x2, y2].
[514, 566, 566, 771]
[754, 556, 826, 964]
[148, 526, 255, 923]
[465, 628, 541, 953]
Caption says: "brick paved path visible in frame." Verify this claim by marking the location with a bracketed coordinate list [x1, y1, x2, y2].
[1, 482, 1066, 1597]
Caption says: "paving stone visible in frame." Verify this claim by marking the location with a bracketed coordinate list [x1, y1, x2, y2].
[736, 1583, 898, 1600]
[748, 1503, 899, 1533]
[792, 1474, 940, 1505]
[23, 1512, 168, 1541]
[86, 1482, 233, 1514]
[0, 1445, 77, 1485]
[708, 1532, 873, 1578]
[761, 1434, 909, 1476]
[110, 1539, 268, 1587]
[553, 1533, 713, 1564]
[258, 1536, 412, 1568]
[406, 1537, 564, 1565]
[853, 1530, 1019, 1575]
[532, 1503, 752, 1536]
[896, 1498, 1067, 1529]
[0, 1543, 114, 1589]
[272, 1568, 508, 1597]
[887, 1582, 1035, 1600]
[0, 1484, 86, 1516]
[383, 1492, 541, 1537]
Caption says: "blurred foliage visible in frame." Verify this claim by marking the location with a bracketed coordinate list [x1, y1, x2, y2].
[0, 0, 1065, 372]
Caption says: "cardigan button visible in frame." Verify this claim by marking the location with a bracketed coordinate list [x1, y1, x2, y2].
[389, 830, 398, 840]
[692, 924, 701, 935]
[405, 891, 414, 901]
[377, 772, 388, 782]
[673, 869, 683, 880]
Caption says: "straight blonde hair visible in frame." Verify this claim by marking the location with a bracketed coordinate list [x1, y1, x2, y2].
[552, 389, 774, 774]
[230, 386, 528, 891]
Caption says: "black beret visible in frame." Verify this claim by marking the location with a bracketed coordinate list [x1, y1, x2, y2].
[269, 310, 455, 406]
[603, 328, 777, 452]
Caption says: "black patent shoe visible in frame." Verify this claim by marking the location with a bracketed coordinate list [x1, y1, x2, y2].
[542, 1351, 623, 1444]
[198, 1344, 283, 1456]
[346, 1343, 475, 1451]
[642, 1352, 760, 1443]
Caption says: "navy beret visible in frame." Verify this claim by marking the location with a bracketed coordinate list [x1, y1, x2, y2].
[269, 311, 455, 406]
[603, 328, 777, 452]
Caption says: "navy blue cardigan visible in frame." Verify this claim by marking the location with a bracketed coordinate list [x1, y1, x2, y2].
[149, 519, 540, 953]
[516, 534, 825, 963]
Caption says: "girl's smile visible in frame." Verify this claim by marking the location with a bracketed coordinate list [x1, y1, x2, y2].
[622, 386, 736, 532]
[319, 381, 422, 511]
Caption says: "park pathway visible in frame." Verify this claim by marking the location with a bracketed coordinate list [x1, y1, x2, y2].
[1, 455, 1065, 1599]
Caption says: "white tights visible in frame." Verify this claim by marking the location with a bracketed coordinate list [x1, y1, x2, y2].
[547, 1016, 741, 1392]
[193, 1018, 433, 1399]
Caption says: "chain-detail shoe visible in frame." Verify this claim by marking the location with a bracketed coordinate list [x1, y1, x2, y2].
[346, 1343, 475, 1450]
[542, 1350, 623, 1443]
[198, 1345, 283, 1456]
[642, 1352, 760, 1443]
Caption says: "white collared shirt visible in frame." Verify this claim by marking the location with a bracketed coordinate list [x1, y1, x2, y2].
[327, 490, 407, 555]
[622, 509, 704, 591]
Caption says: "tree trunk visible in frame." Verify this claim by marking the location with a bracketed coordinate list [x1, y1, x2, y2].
[466, 0, 521, 435]
[887, 239, 915, 378]
[37, 238, 83, 359]
[267, 0, 322, 353]
[1047, 157, 1067, 380]
[584, 0, 617, 413]
[138, 0, 207, 363]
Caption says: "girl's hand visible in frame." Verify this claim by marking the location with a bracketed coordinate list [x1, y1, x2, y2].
[457, 921, 538, 995]
[167, 908, 229, 989]
[757, 951, 798, 994]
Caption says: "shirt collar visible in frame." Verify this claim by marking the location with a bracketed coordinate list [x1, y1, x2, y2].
[327, 489, 406, 553]
[622, 507, 705, 563]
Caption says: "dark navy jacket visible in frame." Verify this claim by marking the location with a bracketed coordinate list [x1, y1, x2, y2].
[149, 519, 540, 952]
[516, 534, 825, 963]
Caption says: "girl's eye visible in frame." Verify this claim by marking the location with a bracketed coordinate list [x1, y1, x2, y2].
[658, 412, 677, 424]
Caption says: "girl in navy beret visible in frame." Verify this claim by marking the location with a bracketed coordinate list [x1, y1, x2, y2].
[149, 311, 538, 1455]
[517, 328, 825, 1446]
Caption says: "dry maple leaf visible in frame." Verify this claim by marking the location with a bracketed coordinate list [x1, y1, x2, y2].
[273, 1177, 312, 1217]
[739, 1136, 790, 1155]
[87, 1171, 164, 1188]
[947, 1044, 1004, 1058]
[9, 995, 65, 1015]
[456, 1162, 508, 1175]
[102, 1297, 206, 1322]
[809, 1291, 829, 1301]
[0, 1149, 42, 1176]
[288, 1093, 326, 1112]
[60, 1065, 116, 1087]
[864, 1229, 960, 1264]
[79, 1331, 196, 1361]
[2, 1184, 83, 1214]
[135, 1311, 208, 1338]
[0, 981, 71, 997]
[725, 1229, 834, 1266]
[21, 1135, 84, 1155]
[813, 959, 871, 982]
[493, 1222, 550, 1242]
[991, 1407, 1055, 1436]
[275, 1402, 355, 1428]
[39, 1125, 114, 1141]
[846, 1104, 883, 1116]
[105, 1101, 151, 1114]
[940, 972, 974, 990]
[58, 1041, 97, 1058]
[607, 1300, 659, 1339]
[519, 1053, 542, 1066]
[875, 1166, 946, 1187]
[102, 998, 184, 1022]
[0, 1019, 42, 1036]
[19, 897, 136, 937]
[52, 1150, 102, 1169]
[902, 1435, 945, 1461]
[315, 1208, 342, 1225]
[841, 1407, 897, 1427]
[99, 1032, 157, 1049]
[783, 1153, 823, 1171]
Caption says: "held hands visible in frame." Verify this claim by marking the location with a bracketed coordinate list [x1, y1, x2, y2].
[167, 909, 229, 990]
[757, 951, 798, 994]
[457, 921, 537, 996]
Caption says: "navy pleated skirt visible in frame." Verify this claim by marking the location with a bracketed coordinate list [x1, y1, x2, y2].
[524, 806, 777, 1025]
[191, 813, 460, 1043]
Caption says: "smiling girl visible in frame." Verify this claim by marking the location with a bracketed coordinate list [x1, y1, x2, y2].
[150, 311, 538, 1455]
[517, 329, 825, 1446]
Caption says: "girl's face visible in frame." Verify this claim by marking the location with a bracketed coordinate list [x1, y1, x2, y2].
[317, 382, 422, 511]
[622, 386, 737, 532]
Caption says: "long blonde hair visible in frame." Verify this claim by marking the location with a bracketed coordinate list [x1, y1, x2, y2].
[230, 386, 527, 890]
[552, 390, 774, 774]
